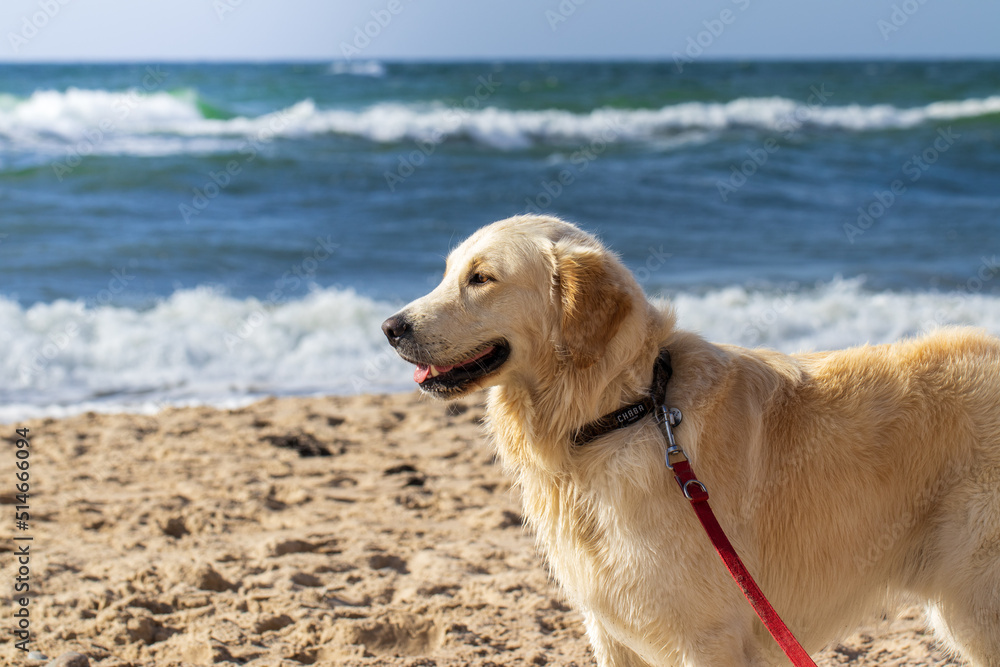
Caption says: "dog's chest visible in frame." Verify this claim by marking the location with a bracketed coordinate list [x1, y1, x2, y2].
[520, 466, 674, 609]
[520, 471, 694, 663]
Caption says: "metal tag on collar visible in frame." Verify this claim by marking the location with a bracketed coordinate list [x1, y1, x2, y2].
[656, 406, 686, 470]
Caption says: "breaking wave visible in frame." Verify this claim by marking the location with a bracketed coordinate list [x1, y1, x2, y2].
[4, 279, 1000, 421]
[1, 89, 998, 156]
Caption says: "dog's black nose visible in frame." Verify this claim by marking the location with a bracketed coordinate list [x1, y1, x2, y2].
[381, 314, 411, 347]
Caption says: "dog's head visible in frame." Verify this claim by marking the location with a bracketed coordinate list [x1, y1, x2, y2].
[382, 215, 640, 398]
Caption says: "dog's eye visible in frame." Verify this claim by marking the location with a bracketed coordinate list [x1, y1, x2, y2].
[469, 272, 493, 285]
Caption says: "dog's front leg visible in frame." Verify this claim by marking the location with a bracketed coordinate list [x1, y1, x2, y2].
[682, 620, 785, 667]
[583, 612, 656, 667]
[583, 603, 781, 666]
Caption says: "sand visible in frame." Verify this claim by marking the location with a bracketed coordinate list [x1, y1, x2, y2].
[0, 392, 965, 666]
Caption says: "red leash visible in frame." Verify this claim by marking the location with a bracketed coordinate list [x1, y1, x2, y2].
[659, 408, 817, 666]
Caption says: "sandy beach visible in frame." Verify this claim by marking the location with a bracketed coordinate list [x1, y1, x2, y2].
[1, 392, 965, 666]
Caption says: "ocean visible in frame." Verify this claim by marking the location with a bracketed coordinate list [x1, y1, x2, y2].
[2, 60, 999, 422]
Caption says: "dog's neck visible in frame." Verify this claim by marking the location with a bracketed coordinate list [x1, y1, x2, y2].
[487, 303, 674, 472]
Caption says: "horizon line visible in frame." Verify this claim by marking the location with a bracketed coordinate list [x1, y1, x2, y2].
[1, 54, 999, 65]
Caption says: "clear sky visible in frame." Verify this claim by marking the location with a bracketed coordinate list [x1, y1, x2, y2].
[1, 0, 998, 62]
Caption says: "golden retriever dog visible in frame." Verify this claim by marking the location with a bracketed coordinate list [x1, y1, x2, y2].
[381, 214, 1000, 666]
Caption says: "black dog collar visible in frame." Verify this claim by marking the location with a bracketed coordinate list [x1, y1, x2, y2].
[571, 349, 672, 447]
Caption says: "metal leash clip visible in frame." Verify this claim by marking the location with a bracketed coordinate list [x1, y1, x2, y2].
[655, 406, 686, 470]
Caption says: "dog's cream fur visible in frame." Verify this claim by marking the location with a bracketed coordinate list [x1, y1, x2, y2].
[386, 215, 1000, 666]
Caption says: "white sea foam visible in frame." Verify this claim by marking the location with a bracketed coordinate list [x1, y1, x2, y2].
[0, 88, 237, 157]
[669, 277, 1000, 353]
[0, 287, 411, 423]
[1, 89, 999, 156]
[3, 279, 1000, 422]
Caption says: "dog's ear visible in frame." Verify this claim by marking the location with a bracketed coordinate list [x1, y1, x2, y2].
[552, 243, 633, 369]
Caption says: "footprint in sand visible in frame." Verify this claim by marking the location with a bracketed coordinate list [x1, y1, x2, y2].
[341, 611, 444, 656]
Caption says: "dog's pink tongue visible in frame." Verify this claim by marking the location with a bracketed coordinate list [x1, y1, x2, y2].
[414, 347, 496, 385]
[414, 362, 457, 384]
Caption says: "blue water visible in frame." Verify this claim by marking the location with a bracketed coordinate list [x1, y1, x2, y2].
[1, 60, 999, 420]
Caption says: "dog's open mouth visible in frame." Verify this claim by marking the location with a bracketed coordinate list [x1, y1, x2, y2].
[411, 342, 510, 393]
